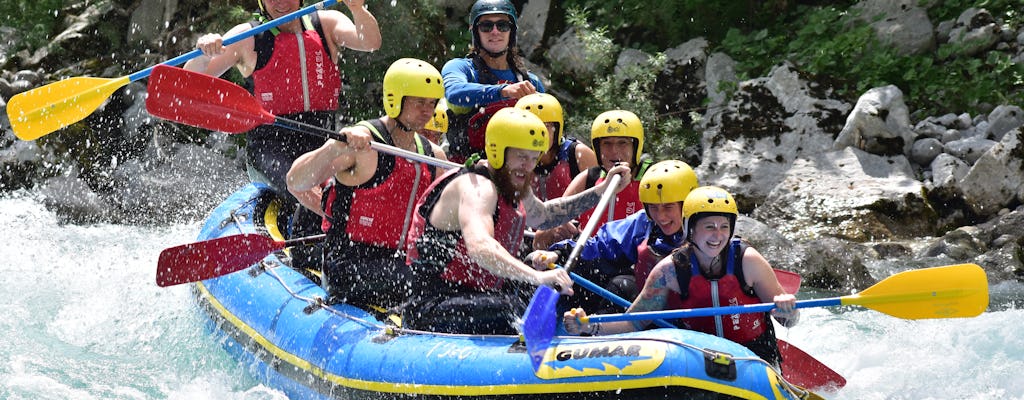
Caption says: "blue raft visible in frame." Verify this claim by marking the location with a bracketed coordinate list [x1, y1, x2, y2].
[189, 183, 819, 399]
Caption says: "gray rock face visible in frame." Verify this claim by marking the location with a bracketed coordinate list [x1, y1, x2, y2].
[698, 62, 848, 204]
[853, 0, 935, 56]
[833, 85, 915, 156]
[753, 147, 928, 241]
[910, 137, 943, 166]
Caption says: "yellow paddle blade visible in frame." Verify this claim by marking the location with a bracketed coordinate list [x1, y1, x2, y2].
[7, 76, 130, 141]
[841, 264, 988, 319]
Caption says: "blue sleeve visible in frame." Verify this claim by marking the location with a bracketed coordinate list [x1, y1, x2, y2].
[571, 211, 650, 275]
[442, 58, 507, 109]
[527, 72, 546, 92]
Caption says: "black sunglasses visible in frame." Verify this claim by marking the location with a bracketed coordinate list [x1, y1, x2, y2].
[477, 20, 513, 33]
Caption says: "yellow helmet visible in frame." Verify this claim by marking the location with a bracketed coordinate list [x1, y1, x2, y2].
[382, 58, 445, 119]
[639, 160, 699, 204]
[486, 108, 549, 169]
[515, 93, 563, 145]
[426, 99, 449, 133]
[590, 110, 645, 165]
[683, 186, 738, 238]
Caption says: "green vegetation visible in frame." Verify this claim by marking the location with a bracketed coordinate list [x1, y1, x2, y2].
[1, 0, 66, 52]
[547, 0, 1024, 161]
[718, 3, 1024, 117]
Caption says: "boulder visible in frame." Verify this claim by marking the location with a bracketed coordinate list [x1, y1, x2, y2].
[698, 62, 848, 205]
[833, 85, 915, 156]
[753, 147, 930, 241]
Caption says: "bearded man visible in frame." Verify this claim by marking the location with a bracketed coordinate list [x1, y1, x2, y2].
[402, 108, 631, 335]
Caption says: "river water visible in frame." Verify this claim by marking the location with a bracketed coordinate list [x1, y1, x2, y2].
[2, 190, 1022, 400]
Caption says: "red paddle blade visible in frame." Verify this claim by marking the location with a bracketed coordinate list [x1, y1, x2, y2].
[774, 268, 802, 294]
[156, 234, 284, 287]
[146, 64, 275, 133]
[778, 339, 847, 390]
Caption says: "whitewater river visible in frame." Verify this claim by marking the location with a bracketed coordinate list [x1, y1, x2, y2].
[2, 190, 1022, 400]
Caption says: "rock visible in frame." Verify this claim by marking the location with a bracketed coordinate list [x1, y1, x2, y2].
[796, 237, 875, 291]
[941, 129, 962, 144]
[128, 0, 178, 47]
[546, 27, 608, 81]
[944, 135, 997, 164]
[517, 0, 549, 59]
[753, 147, 929, 241]
[704, 52, 737, 111]
[852, 0, 935, 55]
[833, 85, 915, 156]
[947, 8, 1001, 57]
[985, 105, 1024, 141]
[698, 62, 848, 205]
[109, 143, 247, 224]
[910, 137, 943, 166]
[653, 39, 709, 114]
[613, 48, 652, 83]
[958, 129, 1023, 216]
[930, 153, 970, 188]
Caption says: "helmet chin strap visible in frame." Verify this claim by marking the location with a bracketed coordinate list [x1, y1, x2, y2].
[483, 48, 508, 58]
[394, 117, 413, 133]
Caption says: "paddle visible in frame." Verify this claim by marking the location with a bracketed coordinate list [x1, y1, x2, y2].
[579, 263, 988, 323]
[523, 173, 622, 370]
[7, 0, 341, 141]
[156, 233, 326, 287]
[549, 261, 844, 389]
[525, 263, 986, 378]
[145, 64, 462, 171]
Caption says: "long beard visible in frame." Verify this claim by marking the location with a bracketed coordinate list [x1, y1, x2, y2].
[492, 167, 533, 204]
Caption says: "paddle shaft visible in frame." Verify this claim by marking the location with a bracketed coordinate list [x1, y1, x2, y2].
[562, 174, 622, 272]
[567, 269, 674, 328]
[584, 298, 836, 323]
[283, 233, 328, 247]
[271, 118, 461, 170]
[131, 0, 338, 81]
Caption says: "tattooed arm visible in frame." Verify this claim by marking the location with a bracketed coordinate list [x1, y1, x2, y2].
[525, 164, 631, 229]
[563, 251, 679, 335]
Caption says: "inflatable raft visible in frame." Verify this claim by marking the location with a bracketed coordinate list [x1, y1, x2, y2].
[188, 183, 820, 399]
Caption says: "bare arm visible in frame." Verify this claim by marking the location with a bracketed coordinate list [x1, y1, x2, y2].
[326, 0, 381, 52]
[454, 175, 573, 293]
[287, 127, 372, 209]
[574, 144, 599, 172]
[182, 23, 256, 78]
[743, 246, 799, 327]
[524, 164, 631, 230]
[429, 140, 448, 161]
[564, 255, 678, 335]
[530, 170, 587, 249]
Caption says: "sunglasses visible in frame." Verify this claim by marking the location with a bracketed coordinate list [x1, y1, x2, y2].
[477, 20, 513, 33]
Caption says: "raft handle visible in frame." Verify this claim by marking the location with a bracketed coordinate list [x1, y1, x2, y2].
[703, 349, 737, 381]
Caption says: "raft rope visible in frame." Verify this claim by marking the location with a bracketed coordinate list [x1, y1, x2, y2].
[242, 197, 814, 399]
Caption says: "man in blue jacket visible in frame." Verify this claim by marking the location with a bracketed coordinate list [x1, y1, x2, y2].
[442, 0, 545, 163]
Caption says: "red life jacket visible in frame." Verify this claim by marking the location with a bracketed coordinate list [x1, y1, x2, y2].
[405, 166, 527, 291]
[632, 237, 669, 291]
[531, 139, 582, 201]
[669, 241, 766, 344]
[577, 160, 651, 231]
[321, 120, 436, 252]
[250, 14, 341, 116]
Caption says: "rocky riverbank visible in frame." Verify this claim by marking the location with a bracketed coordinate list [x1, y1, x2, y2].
[2, 0, 1021, 288]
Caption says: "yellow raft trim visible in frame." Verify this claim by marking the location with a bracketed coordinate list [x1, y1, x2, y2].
[189, 192, 789, 399]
